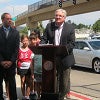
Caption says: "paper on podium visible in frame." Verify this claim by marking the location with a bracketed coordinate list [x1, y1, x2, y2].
[39, 44, 53, 46]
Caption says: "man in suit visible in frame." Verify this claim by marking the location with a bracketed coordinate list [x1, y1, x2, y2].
[41, 9, 75, 100]
[0, 13, 20, 100]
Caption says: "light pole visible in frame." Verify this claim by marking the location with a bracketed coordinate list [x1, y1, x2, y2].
[11, 6, 15, 26]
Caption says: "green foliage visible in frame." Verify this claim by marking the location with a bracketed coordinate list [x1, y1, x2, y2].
[72, 23, 90, 29]
[72, 22, 77, 29]
[19, 27, 28, 35]
[92, 19, 100, 32]
[36, 21, 45, 35]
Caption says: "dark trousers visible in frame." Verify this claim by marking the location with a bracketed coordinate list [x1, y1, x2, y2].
[0, 67, 17, 100]
[56, 57, 71, 100]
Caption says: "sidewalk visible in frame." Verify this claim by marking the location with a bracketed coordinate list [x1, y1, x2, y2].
[3, 75, 98, 100]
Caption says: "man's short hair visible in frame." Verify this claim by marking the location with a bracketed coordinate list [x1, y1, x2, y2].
[1, 13, 9, 20]
[55, 9, 67, 18]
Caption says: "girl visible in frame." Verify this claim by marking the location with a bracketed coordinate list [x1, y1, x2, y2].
[17, 35, 34, 100]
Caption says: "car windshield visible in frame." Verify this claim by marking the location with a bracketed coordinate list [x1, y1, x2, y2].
[89, 41, 100, 50]
[92, 36, 100, 39]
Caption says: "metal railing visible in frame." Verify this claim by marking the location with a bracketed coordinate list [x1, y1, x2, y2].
[28, 0, 58, 13]
[16, 0, 70, 19]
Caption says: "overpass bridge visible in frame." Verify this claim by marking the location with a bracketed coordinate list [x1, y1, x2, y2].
[15, 0, 100, 30]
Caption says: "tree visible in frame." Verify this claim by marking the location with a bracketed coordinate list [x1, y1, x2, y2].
[71, 22, 90, 29]
[77, 23, 85, 29]
[20, 27, 28, 35]
[92, 19, 100, 33]
[36, 21, 45, 36]
[72, 22, 77, 29]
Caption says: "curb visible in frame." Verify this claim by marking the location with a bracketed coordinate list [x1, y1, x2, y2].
[69, 91, 92, 100]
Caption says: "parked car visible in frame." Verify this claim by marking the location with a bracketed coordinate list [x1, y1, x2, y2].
[73, 39, 100, 73]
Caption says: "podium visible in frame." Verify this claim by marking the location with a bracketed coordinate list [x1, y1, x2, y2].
[29, 45, 67, 99]
[30, 45, 56, 92]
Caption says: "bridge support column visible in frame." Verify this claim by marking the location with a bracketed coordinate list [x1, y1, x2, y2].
[26, 18, 38, 31]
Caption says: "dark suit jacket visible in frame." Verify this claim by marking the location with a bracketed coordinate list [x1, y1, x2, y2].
[0, 26, 20, 69]
[41, 22, 75, 68]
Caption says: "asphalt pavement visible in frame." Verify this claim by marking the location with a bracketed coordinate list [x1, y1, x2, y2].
[3, 74, 99, 100]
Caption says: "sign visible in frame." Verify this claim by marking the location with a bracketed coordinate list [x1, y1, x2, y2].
[34, 54, 42, 74]
[12, 16, 17, 21]
[43, 61, 53, 71]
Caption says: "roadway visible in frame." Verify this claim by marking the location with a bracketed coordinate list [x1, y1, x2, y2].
[3, 66, 100, 100]
[71, 66, 100, 100]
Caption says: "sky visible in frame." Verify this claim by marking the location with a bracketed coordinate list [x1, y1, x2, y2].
[0, 0, 100, 27]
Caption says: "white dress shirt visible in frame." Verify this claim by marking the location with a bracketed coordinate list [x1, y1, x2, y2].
[55, 23, 64, 45]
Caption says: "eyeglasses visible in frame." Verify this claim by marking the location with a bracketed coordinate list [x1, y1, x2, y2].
[55, 15, 64, 18]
